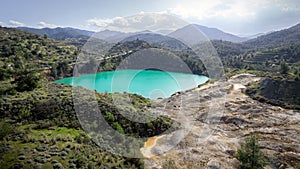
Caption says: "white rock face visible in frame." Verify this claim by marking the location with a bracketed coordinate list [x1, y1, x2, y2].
[142, 74, 300, 169]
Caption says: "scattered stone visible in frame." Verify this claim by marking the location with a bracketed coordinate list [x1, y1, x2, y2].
[11, 162, 24, 169]
[36, 145, 48, 152]
[34, 157, 47, 163]
[51, 160, 59, 164]
[26, 159, 33, 164]
[60, 151, 68, 156]
[69, 163, 76, 168]
[50, 152, 58, 156]
[53, 162, 64, 169]
[7, 144, 12, 149]
[63, 148, 71, 152]
[45, 154, 51, 158]
[50, 146, 59, 152]
[69, 159, 77, 164]
[18, 155, 26, 160]
[225, 150, 235, 157]
[12, 136, 21, 141]
[18, 152, 25, 156]
[33, 163, 43, 169]
[48, 127, 55, 130]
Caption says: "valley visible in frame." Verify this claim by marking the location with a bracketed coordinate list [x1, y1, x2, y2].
[0, 18, 300, 169]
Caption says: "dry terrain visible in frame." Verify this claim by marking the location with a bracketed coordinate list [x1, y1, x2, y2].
[141, 74, 300, 169]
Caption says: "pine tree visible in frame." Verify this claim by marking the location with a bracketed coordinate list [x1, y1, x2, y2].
[236, 133, 268, 169]
[279, 60, 289, 75]
[12, 64, 42, 92]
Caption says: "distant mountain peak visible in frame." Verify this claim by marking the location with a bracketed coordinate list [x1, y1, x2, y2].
[168, 24, 248, 45]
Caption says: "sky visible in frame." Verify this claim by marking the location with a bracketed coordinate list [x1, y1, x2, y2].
[0, 0, 300, 36]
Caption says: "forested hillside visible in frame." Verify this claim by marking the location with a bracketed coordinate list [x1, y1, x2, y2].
[215, 23, 300, 109]
[243, 23, 300, 50]
[0, 27, 78, 95]
[0, 27, 179, 168]
[18, 27, 94, 40]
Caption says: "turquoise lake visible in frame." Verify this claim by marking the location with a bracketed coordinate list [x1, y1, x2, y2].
[56, 69, 209, 99]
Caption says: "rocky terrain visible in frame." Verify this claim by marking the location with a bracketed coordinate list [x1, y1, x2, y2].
[141, 74, 300, 169]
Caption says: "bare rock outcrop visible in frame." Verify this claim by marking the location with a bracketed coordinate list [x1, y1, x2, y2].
[142, 74, 300, 169]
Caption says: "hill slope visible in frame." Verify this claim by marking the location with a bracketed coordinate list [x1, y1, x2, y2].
[17, 27, 94, 40]
[121, 33, 188, 50]
[243, 23, 300, 49]
[0, 26, 78, 94]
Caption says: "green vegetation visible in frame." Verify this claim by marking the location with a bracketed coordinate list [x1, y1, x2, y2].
[0, 81, 178, 168]
[0, 120, 13, 140]
[12, 63, 42, 92]
[98, 39, 207, 75]
[236, 134, 268, 169]
[217, 33, 300, 109]
[0, 124, 144, 168]
[162, 159, 179, 169]
[1, 21, 300, 168]
[279, 60, 289, 75]
[0, 27, 177, 168]
[246, 78, 300, 109]
[0, 26, 77, 94]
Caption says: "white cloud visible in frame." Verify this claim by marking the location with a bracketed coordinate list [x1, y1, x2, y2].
[87, 18, 114, 28]
[168, 0, 300, 20]
[38, 21, 59, 28]
[87, 12, 188, 32]
[9, 20, 25, 27]
[274, 0, 300, 11]
[168, 0, 224, 19]
[0, 21, 3, 26]
[84, 0, 300, 34]
[168, 0, 267, 20]
[166, 0, 300, 34]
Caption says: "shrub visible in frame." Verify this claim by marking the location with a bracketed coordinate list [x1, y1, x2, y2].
[236, 133, 268, 169]
[19, 108, 31, 119]
[0, 121, 13, 140]
[162, 159, 178, 169]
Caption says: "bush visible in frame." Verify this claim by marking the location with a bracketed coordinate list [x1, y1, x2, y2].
[162, 159, 178, 169]
[0, 121, 13, 140]
[236, 133, 268, 169]
[12, 63, 42, 92]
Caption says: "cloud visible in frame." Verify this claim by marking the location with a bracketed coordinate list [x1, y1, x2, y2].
[167, 0, 300, 34]
[168, 0, 271, 20]
[87, 18, 114, 28]
[85, 0, 300, 34]
[87, 12, 188, 32]
[168, 0, 224, 19]
[9, 20, 25, 27]
[38, 21, 59, 28]
[0, 21, 3, 26]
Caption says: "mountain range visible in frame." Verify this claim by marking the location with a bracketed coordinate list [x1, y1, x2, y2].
[17, 24, 249, 43]
[243, 23, 300, 49]
[16, 22, 300, 51]
[17, 27, 94, 40]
